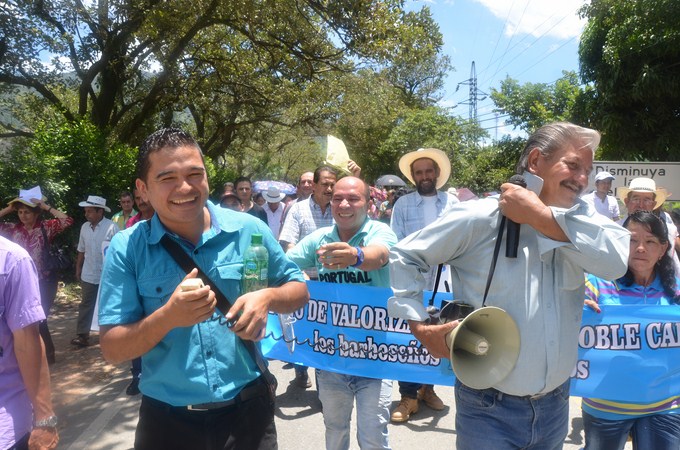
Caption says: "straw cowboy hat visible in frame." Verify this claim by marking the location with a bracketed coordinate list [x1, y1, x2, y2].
[618, 177, 669, 210]
[8, 195, 47, 208]
[78, 195, 111, 212]
[8, 186, 46, 208]
[398, 148, 451, 189]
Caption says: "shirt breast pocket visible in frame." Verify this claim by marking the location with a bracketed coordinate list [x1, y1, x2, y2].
[215, 262, 244, 302]
[137, 275, 179, 315]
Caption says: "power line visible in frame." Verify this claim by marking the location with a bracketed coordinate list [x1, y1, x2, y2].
[488, 0, 532, 85]
[512, 35, 578, 79]
[484, 0, 518, 77]
[483, 12, 575, 86]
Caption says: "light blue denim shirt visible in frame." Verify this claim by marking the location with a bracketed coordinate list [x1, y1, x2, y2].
[390, 190, 459, 241]
[98, 201, 304, 406]
[389, 197, 630, 396]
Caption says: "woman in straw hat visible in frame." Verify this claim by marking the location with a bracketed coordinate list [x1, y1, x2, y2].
[0, 189, 73, 364]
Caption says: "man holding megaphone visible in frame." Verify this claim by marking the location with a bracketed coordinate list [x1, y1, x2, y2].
[388, 122, 631, 449]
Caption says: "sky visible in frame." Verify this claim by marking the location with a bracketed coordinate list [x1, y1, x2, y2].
[407, 0, 588, 140]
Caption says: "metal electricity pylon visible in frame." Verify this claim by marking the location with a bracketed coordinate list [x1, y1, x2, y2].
[457, 61, 487, 146]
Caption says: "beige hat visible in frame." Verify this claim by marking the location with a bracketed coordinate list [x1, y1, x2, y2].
[78, 195, 111, 212]
[8, 196, 46, 208]
[398, 148, 451, 189]
[618, 177, 669, 210]
[8, 186, 46, 208]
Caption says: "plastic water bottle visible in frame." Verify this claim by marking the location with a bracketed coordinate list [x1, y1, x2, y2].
[242, 233, 296, 352]
[243, 233, 268, 292]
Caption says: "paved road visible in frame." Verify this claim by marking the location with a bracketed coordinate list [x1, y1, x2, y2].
[55, 359, 632, 450]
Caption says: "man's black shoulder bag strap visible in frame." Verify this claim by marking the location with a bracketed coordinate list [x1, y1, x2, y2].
[428, 213, 507, 309]
[160, 234, 278, 401]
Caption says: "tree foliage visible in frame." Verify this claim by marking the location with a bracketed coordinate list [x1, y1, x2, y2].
[0, 0, 443, 162]
[455, 136, 524, 195]
[375, 106, 467, 185]
[382, 8, 452, 108]
[490, 71, 589, 134]
[0, 120, 136, 222]
[579, 0, 680, 160]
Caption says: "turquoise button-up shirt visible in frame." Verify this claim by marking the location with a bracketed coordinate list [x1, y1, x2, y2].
[98, 202, 304, 406]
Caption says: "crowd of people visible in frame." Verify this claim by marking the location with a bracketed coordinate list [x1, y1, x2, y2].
[1, 122, 679, 450]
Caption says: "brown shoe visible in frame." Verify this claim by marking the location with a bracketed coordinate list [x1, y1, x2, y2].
[418, 385, 445, 410]
[390, 396, 419, 422]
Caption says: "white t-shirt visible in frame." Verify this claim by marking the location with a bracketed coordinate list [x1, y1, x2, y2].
[421, 195, 438, 225]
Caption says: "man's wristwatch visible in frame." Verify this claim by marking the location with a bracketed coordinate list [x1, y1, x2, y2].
[34, 415, 58, 428]
[351, 246, 365, 267]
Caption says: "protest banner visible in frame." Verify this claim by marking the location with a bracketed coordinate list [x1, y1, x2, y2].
[262, 282, 680, 401]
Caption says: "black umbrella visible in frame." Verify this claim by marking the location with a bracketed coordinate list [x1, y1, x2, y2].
[376, 174, 406, 187]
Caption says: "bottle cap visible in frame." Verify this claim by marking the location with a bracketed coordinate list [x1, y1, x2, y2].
[251, 233, 263, 245]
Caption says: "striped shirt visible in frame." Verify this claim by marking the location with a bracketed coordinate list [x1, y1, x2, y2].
[279, 196, 333, 246]
[279, 196, 333, 279]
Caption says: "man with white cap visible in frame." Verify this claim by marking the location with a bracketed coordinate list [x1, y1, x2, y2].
[262, 186, 286, 238]
[389, 147, 459, 422]
[71, 195, 119, 347]
[581, 171, 620, 220]
[618, 177, 680, 272]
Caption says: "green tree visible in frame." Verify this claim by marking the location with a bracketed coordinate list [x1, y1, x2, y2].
[0, 0, 435, 158]
[455, 136, 525, 195]
[0, 120, 136, 222]
[382, 7, 452, 108]
[375, 107, 467, 186]
[579, 0, 680, 160]
[490, 71, 588, 133]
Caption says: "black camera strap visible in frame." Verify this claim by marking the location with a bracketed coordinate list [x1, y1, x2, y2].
[483, 215, 507, 308]
[160, 234, 277, 401]
[428, 264, 445, 307]
[428, 213, 506, 309]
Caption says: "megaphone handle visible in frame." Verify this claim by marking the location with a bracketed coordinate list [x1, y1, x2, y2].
[483, 214, 507, 308]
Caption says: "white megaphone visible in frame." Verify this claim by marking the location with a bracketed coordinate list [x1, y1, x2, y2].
[445, 306, 520, 390]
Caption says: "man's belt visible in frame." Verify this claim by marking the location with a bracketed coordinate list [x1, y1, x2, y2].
[461, 381, 568, 402]
[144, 378, 270, 413]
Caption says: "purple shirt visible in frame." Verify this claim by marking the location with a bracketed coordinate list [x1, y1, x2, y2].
[0, 236, 44, 449]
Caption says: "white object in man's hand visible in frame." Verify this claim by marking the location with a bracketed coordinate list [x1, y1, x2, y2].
[180, 278, 205, 291]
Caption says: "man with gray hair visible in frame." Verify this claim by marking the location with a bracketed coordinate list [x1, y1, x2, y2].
[388, 122, 631, 448]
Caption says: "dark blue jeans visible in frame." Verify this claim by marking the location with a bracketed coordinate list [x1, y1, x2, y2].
[398, 381, 421, 399]
[454, 379, 570, 450]
[583, 410, 680, 450]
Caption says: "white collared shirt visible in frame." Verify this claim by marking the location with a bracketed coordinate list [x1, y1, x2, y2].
[77, 217, 119, 284]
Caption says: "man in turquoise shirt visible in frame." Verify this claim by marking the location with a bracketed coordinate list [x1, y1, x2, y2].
[98, 128, 308, 450]
[287, 176, 397, 450]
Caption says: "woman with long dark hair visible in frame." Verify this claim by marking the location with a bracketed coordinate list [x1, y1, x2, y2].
[583, 210, 680, 449]
[0, 193, 73, 364]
